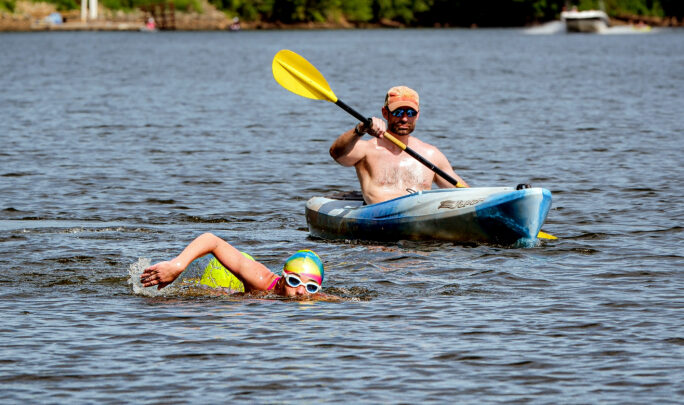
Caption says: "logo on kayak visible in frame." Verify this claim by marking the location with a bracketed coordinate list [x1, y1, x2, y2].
[439, 198, 484, 209]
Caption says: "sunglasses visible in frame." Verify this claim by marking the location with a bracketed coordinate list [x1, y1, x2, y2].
[284, 273, 321, 294]
[390, 108, 418, 117]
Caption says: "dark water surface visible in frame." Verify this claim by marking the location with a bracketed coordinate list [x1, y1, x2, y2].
[1, 28, 682, 403]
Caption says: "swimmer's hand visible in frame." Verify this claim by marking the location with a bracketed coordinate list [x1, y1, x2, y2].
[141, 260, 185, 290]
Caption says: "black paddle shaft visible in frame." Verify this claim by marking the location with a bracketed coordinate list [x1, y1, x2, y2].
[335, 99, 371, 126]
[334, 99, 460, 187]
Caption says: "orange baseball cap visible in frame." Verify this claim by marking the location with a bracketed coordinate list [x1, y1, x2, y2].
[384, 86, 419, 111]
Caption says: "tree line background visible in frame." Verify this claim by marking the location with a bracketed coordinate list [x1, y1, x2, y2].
[217, 0, 684, 26]
[2, 0, 683, 26]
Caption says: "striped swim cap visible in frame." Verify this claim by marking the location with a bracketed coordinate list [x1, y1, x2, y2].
[283, 250, 324, 286]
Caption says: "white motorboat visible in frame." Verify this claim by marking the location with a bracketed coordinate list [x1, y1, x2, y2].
[561, 9, 610, 33]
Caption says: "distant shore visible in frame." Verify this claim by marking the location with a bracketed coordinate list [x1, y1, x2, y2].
[1, 4, 681, 32]
[0, 15, 403, 32]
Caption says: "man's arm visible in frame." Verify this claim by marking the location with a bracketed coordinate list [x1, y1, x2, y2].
[329, 117, 386, 166]
[432, 150, 469, 188]
[329, 124, 367, 166]
[329, 126, 362, 166]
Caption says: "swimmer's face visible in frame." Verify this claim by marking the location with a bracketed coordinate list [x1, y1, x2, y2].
[281, 272, 321, 297]
[280, 250, 324, 297]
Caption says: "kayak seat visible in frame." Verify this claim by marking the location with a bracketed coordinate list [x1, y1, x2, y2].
[325, 190, 364, 201]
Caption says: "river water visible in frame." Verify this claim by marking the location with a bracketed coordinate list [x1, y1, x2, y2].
[1, 28, 682, 403]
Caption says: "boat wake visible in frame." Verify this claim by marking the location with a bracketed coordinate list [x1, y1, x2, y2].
[601, 25, 656, 35]
[523, 21, 565, 35]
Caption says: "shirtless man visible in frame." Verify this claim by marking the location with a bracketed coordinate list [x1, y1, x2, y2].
[329, 86, 469, 205]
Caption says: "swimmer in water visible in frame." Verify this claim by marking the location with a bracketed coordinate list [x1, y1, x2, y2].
[140, 233, 326, 298]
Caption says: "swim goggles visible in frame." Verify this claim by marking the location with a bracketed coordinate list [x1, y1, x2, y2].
[390, 108, 418, 117]
[284, 273, 321, 294]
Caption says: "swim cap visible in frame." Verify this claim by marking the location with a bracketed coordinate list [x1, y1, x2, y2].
[283, 250, 324, 285]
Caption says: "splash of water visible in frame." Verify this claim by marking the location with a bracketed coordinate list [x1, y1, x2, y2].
[127, 257, 181, 297]
[523, 21, 565, 35]
[513, 237, 542, 248]
[127, 257, 254, 298]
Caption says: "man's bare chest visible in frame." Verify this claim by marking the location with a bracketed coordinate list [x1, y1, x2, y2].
[364, 151, 432, 187]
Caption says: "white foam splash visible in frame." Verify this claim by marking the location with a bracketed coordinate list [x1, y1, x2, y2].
[514, 237, 542, 248]
[127, 257, 179, 297]
[523, 21, 565, 35]
[601, 25, 657, 35]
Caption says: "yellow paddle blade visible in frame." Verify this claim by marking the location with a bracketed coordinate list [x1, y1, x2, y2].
[272, 49, 338, 103]
[537, 231, 557, 240]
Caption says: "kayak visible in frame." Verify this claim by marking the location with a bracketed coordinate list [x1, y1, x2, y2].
[305, 186, 552, 244]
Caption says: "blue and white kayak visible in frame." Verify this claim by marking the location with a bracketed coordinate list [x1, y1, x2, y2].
[305, 186, 552, 244]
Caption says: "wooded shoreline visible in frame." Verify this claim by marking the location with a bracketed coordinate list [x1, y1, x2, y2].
[2, 15, 682, 32]
[2, 0, 682, 32]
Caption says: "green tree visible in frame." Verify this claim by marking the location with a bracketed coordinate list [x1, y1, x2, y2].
[341, 0, 373, 22]
[0, 0, 16, 12]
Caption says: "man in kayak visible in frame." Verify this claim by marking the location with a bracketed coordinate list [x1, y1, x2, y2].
[140, 232, 325, 298]
[329, 85, 469, 205]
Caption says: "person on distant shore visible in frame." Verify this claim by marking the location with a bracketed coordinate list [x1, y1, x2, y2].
[230, 17, 241, 31]
[140, 233, 327, 298]
[146, 17, 156, 30]
[329, 86, 469, 205]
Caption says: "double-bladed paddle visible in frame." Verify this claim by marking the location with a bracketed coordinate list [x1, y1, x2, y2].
[272, 49, 556, 240]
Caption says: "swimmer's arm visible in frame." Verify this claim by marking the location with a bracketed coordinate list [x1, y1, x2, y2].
[141, 233, 276, 290]
[207, 235, 277, 291]
[141, 232, 225, 289]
